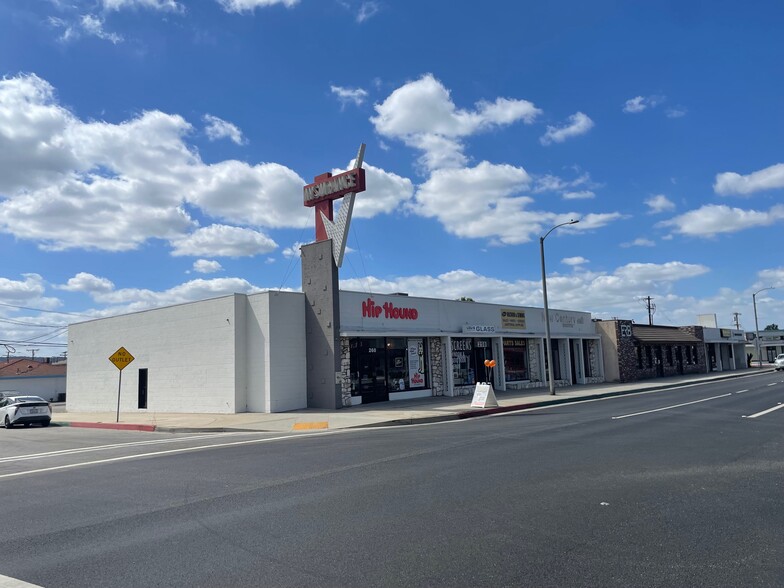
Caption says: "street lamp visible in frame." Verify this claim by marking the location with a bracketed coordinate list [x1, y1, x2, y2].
[752, 286, 775, 368]
[540, 219, 579, 395]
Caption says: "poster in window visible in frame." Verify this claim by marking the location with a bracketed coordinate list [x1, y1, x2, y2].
[407, 338, 425, 388]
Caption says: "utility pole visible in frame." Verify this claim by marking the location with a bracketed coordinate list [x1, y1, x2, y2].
[733, 312, 742, 330]
[26, 348, 39, 360]
[642, 296, 656, 326]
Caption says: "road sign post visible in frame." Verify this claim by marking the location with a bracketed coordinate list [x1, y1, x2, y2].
[109, 347, 135, 423]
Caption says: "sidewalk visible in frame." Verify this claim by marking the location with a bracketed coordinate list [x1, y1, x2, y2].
[53, 367, 776, 433]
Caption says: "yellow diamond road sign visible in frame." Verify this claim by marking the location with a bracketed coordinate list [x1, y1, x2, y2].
[109, 346, 135, 371]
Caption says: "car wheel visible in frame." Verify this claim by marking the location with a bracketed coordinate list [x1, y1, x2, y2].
[4, 416, 12, 429]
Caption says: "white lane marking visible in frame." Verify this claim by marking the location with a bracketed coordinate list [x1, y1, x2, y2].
[0, 573, 43, 587]
[735, 389, 749, 394]
[0, 430, 347, 480]
[767, 383, 777, 387]
[743, 403, 784, 419]
[611, 393, 732, 420]
[0, 432, 253, 464]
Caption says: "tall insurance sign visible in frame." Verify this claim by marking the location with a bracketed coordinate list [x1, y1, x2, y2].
[301, 144, 366, 409]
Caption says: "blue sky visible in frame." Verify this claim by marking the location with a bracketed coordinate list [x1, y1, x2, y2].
[1, 0, 782, 356]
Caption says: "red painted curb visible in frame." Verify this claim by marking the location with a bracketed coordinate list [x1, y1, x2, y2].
[64, 421, 156, 432]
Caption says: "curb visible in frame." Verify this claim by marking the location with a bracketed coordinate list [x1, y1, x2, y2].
[51, 369, 775, 433]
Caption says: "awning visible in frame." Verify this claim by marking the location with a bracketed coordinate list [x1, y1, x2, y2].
[632, 325, 701, 343]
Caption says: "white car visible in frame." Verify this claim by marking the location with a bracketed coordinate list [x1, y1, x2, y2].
[774, 354, 784, 371]
[0, 395, 52, 428]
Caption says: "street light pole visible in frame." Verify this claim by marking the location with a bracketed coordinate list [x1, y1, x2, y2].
[753, 286, 774, 368]
[540, 219, 579, 395]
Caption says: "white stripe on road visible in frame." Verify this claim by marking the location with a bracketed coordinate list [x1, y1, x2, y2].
[611, 393, 732, 420]
[0, 430, 345, 480]
[767, 383, 777, 387]
[735, 389, 749, 394]
[0, 432, 252, 464]
[743, 403, 784, 419]
[0, 574, 43, 587]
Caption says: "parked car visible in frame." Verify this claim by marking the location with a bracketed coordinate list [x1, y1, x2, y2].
[0, 395, 52, 428]
[774, 354, 784, 371]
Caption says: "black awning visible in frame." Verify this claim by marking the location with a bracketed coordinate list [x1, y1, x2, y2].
[632, 325, 702, 343]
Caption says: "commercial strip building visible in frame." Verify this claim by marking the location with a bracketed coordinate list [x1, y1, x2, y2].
[747, 329, 784, 363]
[65, 290, 605, 414]
[595, 320, 748, 383]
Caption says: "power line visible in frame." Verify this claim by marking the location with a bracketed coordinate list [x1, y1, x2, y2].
[0, 301, 89, 317]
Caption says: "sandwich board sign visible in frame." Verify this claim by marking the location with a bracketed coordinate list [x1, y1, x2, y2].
[471, 382, 499, 408]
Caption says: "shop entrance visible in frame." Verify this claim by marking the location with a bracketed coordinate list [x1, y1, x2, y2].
[352, 337, 389, 403]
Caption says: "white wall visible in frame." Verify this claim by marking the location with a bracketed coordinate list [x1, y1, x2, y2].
[265, 292, 307, 412]
[0, 376, 66, 402]
[67, 296, 240, 414]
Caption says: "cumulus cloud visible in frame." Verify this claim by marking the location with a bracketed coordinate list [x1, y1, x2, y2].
[0, 274, 48, 303]
[622, 95, 665, 113]
[217, 0, 299, 12]
[562, 256, 588, 266]
[645, 194, 675, 214]
[331, 161, 414, 218]
[101, 0, 183, 10]
[203, 114, 246, 145]
[170, 225, 278, 257]
[410, 162, 621, 245]
[562, 190, 595, 200]
[0, 74, 310, 254]
[660, 204, 784, 237]
[371, 74, 541, 171]
[357, 2, 380, 22]
[714, 163, 784, 196]
[330, 85, 369, 108]
[540, 112, 594, 145]
[192, 259, 223, 274]
[57, 272, 115, 293]
[666, 107, 687, 118]
[621, 238, 656, 248]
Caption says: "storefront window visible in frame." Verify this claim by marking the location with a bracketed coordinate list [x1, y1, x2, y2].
[349, 337, 429, 395]
[503, 338, 529, 381]
[452, 338, 493, 386]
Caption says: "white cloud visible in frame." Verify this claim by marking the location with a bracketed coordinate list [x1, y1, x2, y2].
[410, 162, 622, 245]
[282, 241, 306, 258]
[357, 1, 380, 22]
[57, 272, 115, 293]
[330, 85, 369, 108]
[217, 0, 299, 13]
[621, 238, 656, 248]
[0, 274, 47, 303]
[49, 14, 123, 44]
[540, 112, 594, 145]
[660, 204, 784, 237]
[562, 190, 595, 200]
[203, 114, 246, 145]
[0, 74, 310, 253]
[371, 74, 541, 171]
[102, 0, 183, 10]
[170, 225, 278, 257]
[645, 194, 675, 213]
[332, 161, 414, 218]
[192, 259, 223, 274]
[91, 278, 262, 311]
[622, 95, 665, 114]
[714, 163, 784, 196]
[666, 107, 687, 118]
[562, 256, 588, 266]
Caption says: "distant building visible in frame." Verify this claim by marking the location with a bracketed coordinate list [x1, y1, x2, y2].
[746, 329, 784, 364]
[594, 319, 732, 383]
[0, 358, 67, 402]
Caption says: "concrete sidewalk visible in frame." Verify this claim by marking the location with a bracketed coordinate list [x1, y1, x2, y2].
[53, 367, 776, 433]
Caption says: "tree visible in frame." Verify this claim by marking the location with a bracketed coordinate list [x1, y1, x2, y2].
[764, 324, 779, 331]
[457, 297, 475, 302]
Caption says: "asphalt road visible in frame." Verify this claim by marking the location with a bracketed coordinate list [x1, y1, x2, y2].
[2, 371, 784, 587]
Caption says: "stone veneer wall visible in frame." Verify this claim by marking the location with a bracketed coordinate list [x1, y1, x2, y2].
[429, 338, 444, 396]
[340, 337, 352, 407]
[584, 339, 604, 384]
[616, 323, 708, 382]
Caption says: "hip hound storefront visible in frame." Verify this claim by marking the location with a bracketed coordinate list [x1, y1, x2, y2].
[338, 291, 605, 406]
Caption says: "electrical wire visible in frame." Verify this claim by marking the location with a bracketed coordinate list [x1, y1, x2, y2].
[0, 301, 89, 317]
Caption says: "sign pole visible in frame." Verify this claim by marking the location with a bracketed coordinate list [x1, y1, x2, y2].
[116, 369, 122, 423]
